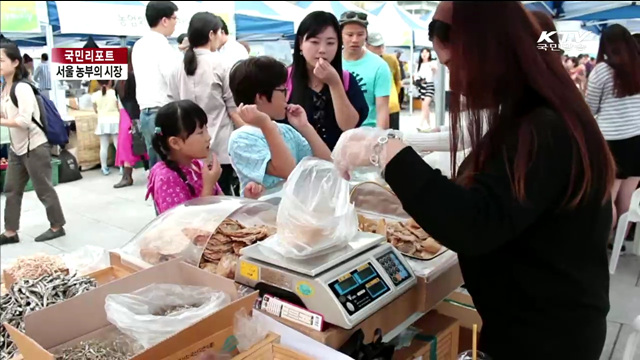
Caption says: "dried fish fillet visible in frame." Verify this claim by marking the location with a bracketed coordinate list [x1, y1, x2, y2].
[357, 215, 444, 259]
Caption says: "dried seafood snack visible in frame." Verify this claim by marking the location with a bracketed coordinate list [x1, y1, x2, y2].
[1, 274, 97, 360]
[54, 333, 143, 360]
[357, 215, 443, 259]
[154, 304, 195, 317]
[199, 220, 275, 279]
[4, 253, 68, 282]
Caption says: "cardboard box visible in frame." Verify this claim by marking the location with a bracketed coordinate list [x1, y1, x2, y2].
[2, 251, 139, 294]
[392, 311, 460, 360]
[4, 260, 258, 360]
[434, 290, 482, 353]
[233, 333, 313, 360]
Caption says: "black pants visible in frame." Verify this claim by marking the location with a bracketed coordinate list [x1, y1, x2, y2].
[218, 164, 239, 196]
[398, 88, 405, 108]
[390, 112, 400, 130]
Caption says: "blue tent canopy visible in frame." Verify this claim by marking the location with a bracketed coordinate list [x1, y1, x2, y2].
[296, 1, 368, 19]
[234, 14, 293, 39]
[234, 1, 299, 39]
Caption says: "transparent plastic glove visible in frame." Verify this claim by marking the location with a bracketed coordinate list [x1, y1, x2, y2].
[331, 127, 400, 180]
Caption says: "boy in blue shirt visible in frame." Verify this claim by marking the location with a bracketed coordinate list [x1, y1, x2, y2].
[228, 56, 332, 197]
[340, 11, 392, 129]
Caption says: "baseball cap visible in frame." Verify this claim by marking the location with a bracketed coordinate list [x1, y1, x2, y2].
[339, 11, 369, 28]
[367, 32, 384, 47]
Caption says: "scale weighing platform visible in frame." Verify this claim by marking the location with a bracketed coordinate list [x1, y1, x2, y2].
[235, 232, 417, 329]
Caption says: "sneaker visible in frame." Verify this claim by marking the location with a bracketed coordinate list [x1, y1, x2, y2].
[102, 167, 110, 176]
[35, 228, 66, 242]
[0, 233, 19, 245]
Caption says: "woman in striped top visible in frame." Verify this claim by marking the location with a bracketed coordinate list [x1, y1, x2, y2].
[586, 24, 640, 235]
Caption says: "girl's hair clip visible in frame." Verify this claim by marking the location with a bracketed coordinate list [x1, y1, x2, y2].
[154, 127, 163, 135]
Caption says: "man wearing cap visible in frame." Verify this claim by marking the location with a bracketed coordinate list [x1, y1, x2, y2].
[367, 32, 402, 130]
[340, 11, 392, 129]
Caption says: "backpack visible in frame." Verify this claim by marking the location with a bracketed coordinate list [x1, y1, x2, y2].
[57, 149, 82, 183]
[285, 67, 351, 102]
[10, 81, 69, 146]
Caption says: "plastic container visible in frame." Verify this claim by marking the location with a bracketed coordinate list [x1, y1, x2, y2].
[119, 196, 277, 270]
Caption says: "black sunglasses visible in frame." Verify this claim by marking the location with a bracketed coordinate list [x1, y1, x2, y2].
[428, 19, 451, 42]
[341, 11, 368, 22]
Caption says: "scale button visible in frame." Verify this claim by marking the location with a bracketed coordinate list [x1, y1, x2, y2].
[339, 296, 346, 303]
[346, 302, 355, 312]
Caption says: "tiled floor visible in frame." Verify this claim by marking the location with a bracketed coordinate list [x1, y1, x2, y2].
[0, 112, 638, 358]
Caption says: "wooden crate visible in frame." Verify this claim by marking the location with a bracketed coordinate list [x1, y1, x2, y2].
[392, 311, 460, 360]
[234, 333, 313, 360]
[68, 110, 102, 170]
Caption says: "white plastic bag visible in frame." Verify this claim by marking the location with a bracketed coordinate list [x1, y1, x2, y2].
[60, 245, 109, 275]
[105, 284, 231, 348]
[234, 308, 269, 352]
[265, 158, 358, 259]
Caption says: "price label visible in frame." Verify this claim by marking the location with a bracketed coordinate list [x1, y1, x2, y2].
[240, 261, 259, 281]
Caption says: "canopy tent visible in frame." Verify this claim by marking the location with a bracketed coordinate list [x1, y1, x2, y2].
[419, 12, 433, 22]
[235, 1, 303, 40]
[48, 1, 235, 38]
[295, 1, 372, 21]
[523, 1, 640, 34]
[370, 2, 431, 47]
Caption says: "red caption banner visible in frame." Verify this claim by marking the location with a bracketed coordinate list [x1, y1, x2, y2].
[51, 48, 128, 80]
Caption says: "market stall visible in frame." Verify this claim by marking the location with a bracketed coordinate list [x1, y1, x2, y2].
[2, 175, 468, 360]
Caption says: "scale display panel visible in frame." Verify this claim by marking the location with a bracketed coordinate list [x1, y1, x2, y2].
[328, 263, 390, 316]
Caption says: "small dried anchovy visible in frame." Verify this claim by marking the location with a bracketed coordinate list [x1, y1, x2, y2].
[0, 273, 97, 360]
[54, 336, 141, 360]
[155, 304, 196, 316]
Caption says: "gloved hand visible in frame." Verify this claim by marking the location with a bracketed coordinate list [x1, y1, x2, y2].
[331, 127, 406, 180]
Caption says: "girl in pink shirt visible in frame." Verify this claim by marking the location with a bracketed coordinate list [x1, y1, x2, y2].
[146, 100, 223, 214]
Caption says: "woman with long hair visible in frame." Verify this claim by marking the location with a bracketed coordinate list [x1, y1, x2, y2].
[287, 11, 367, 150]
[91, 80, 120, 175]
[168, 12, 244, 196]
[332, 2, 615, 358]
[114, 47, 149, 188]
[415, 48, 437, 130]
[0, 41, 66, 245]
[586, 24, 640, 243]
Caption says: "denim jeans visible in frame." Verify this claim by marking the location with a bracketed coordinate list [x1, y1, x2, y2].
[139, 108, 159, 168]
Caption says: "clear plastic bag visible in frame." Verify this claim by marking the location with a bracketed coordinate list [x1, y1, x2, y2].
[60, 245, 109, 275]
[264, 158, 358, 259]
[234, 308, 269, 352]
[105, 284, 231, 348]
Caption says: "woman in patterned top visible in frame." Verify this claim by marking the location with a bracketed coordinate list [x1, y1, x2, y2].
[146, 100, 223, 214]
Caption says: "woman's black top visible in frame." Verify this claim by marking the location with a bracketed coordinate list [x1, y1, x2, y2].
[117, 72, 140, 120]
[385, 107, 611, 360]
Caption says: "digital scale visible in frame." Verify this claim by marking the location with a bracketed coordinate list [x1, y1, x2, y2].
[234, 232, 417, 329]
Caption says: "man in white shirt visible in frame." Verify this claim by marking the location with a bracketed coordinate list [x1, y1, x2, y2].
[132, 1, 179, 168]
[217, 18, 250, 69]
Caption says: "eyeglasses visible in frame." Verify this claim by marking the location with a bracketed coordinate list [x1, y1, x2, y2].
[341, 11, 368, 22]
[428, 19, 451, 42]
[274, 88, 288, 96]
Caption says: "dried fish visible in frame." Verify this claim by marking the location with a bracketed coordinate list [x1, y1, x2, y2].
[154, 304, 195, 317]
[53, 334, 142, 360]
[4, 253, 68, 282]
[0, 273, 97, 360]
[358, 215, 443, 259]
[199, 221, 275, 279]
